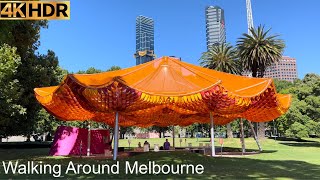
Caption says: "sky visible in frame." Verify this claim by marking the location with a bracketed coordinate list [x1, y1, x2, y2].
[38, 0, 320, 78]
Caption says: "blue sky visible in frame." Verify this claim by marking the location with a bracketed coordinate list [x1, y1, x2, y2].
[38, 0, 320, 78]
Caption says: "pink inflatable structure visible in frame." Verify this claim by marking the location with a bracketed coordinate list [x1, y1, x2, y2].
[49, 126, 111, 156]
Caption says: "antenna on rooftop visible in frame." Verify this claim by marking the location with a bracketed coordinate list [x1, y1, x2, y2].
[246, 0, 254, 35]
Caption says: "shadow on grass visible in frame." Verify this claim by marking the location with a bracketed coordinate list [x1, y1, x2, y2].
[99, 152, 320, 179]
[0, 142, 51, 149]
[198, 139, 211, 142]
[221, 147, 277, 154]
[0, 148, 50, 161]
[279, 142, 320, 148]
[1, 151, 319, 179]
[209, 157, 320, 179]
[270, 137, 319, 143]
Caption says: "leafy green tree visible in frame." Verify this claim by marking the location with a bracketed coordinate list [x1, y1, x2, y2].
[285, 122, 309, 138]
[0, 21, 57, 139]
[185, 124, 198, 138]
[76, 65, 121, 74]
[275, 74, 320, 138]
[237, 25, 285, 139]
[120, 127, 135, 139]
[13, 50, 67, 140]
[19, 50, 64, 138]
[149, 126, 171, 138]
[107, 66, 121, 72]
[77, 67, 102, 74]
[274, 79, 294, 92]
[0, 44, 26, 138]
[0, 21, 48, 58]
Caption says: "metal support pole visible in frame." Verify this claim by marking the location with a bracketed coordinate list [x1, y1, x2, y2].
[210, 112, 215, 156]
[240, 119, 246, 155]
[196, 124, 199, 142]
[113, 112, 119, 160]
[172, 126, 175, 149]
[249, 121, 262, 152]
[87, 121, 91, 156]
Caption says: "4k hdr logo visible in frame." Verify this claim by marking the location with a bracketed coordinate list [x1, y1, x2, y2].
[0, 1, 70, 20]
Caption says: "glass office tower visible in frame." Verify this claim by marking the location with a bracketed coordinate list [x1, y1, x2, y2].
[134, 15, 155, 65]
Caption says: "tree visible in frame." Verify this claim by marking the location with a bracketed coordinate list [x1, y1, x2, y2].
[107, 66, 121, 72]
[274, 79, 294, 92]
[149, 126, 170, 138]
[185, 124, 198, 138]
[14, 50, 67, 140]
[237, 25, 285, 77]
[0, 44, 26, 138]
[77, 67, 102, 74]
[0, 21, 48, 59]
[274, 74, 320, 138]
[285, 122, 309, 139]
[120, 127, 135, 139]
[199, 43, 241, 138]
[0, 21, 58, 139]
[199, 43, 241, 75]
[237, 25, 285, 139]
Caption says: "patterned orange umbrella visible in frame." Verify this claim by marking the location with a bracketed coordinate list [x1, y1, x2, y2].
[35, 56, 290, 126]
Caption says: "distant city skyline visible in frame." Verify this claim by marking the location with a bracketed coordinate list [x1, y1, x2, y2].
[38, 1, 320, 78]
[205, 6, 226, 49]
[134, 15, 155, 65]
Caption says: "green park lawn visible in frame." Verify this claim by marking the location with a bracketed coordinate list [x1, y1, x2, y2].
[0, 138, 319, 179]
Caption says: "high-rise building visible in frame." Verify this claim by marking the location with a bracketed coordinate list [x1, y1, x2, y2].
[205, 6, 226, 49]
[264, 56, 298, 82]
[243, 56, 298, 82]
[134, 15, 155, 65]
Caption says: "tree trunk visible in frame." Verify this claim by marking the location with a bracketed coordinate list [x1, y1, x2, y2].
[162, 131, 165, 138]
[257, 122, 266, 139]
[226, 123, 233, 138]
[159, 131, 162, 138]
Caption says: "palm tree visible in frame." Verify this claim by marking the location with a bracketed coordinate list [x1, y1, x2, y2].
[199, 43, 241, 138]
[237, 25, 285, 139]
[200, 43, 241, 75]
[237, 25, 285, 77]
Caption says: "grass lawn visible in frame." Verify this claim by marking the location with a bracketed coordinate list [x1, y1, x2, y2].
[0, 138, 319, 179]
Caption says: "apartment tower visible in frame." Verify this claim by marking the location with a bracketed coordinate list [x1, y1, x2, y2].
[205, 6, 226, 49]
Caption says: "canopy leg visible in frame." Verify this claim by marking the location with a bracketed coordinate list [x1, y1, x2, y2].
[87, 121, 91, 156]
[240, 119, 246, 155]
[172, 126, 175, 149]
[113, 112, 119, 160]
[249, 121, 262, 152]
[210, 112, 215, 156]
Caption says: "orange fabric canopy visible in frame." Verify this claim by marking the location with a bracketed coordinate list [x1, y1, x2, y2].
[34, 56, 291, 127]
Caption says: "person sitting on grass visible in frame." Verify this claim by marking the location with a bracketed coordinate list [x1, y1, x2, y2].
[144, 141, 150, 148]
[163, 139, 170, 150]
